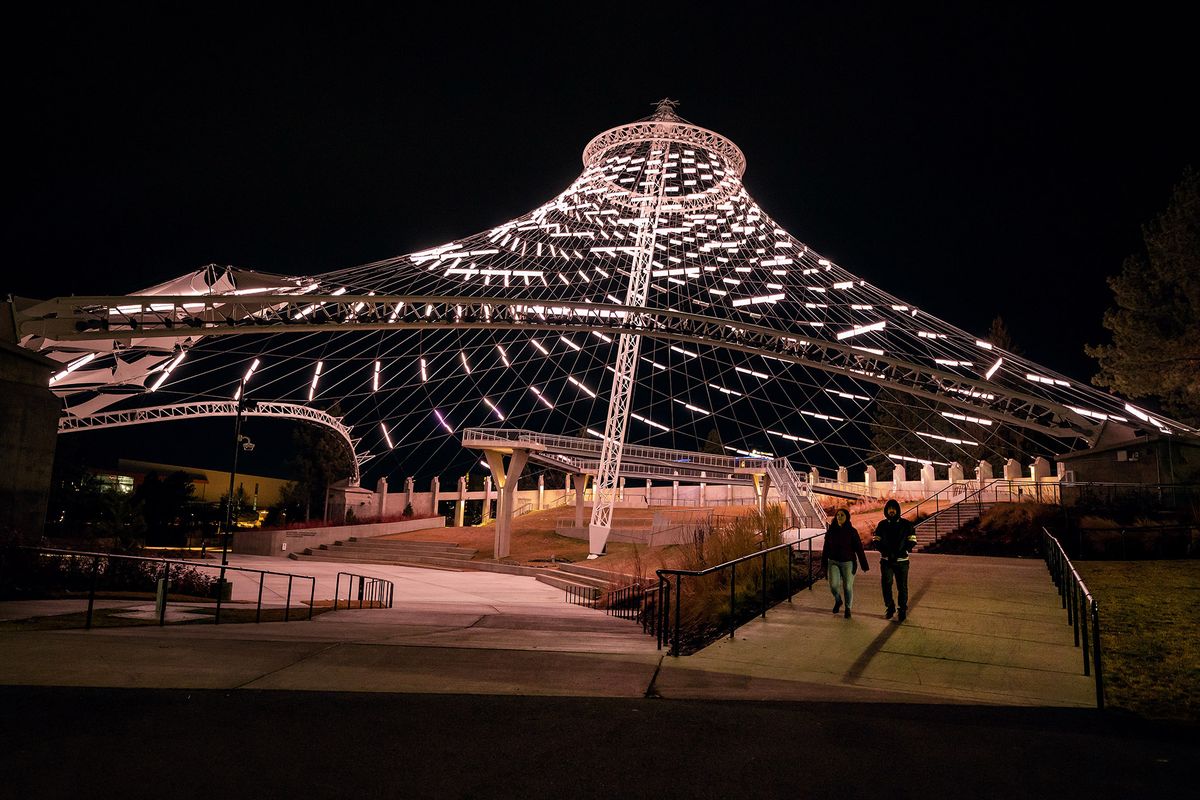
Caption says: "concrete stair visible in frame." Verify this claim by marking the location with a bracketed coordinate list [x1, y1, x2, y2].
[287, 536, 620, 597]
[914, 501, 998, 550]
[289, 538, 477, 571]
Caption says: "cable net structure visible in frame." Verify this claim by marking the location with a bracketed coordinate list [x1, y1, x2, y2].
[16, 101, 1199, 507]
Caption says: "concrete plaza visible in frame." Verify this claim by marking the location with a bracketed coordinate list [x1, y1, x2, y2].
[0, 552, 1095, 707]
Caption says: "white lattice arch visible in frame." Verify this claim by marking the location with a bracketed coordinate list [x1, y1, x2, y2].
[57, 401, 364, 485]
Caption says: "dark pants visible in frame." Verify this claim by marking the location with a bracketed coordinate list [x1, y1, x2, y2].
[881, 559, 910, 611]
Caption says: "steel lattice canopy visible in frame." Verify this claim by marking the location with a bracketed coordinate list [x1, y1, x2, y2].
[14, 102, 1198, 483]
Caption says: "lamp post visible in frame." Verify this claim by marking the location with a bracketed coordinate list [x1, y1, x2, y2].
[217, 381, 257, 606]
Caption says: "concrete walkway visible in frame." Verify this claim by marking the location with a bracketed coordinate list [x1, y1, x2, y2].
[0, 552, 1094, 707]
[656, 551, 1096, 707]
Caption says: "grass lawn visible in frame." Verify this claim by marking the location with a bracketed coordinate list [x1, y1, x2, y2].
[1076, 560, 1200, 721]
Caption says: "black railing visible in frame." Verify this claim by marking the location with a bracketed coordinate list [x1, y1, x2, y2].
[563, 584, 600, 608]
[654, 533, 824, 656]
[20, 547, 316, 627]
[1041, 529, 1104, 709]
[564, 581, 656, 633]
[333, 572, 395, 609]
[915, 479, 1061, 548]
[904, 480, 973, 522]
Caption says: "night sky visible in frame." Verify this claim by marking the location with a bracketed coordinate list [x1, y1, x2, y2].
[6, 4, 1196, 476]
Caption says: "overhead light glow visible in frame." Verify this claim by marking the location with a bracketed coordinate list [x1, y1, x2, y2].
[233, 358, 261, 400]
[940, 411, 993, 426]
[148, 350, 187, 393]
[49, 352, 98, 385]
[529, 386, 554, 409]
[482, 398, 505, 421]
[308, 361, 324, 401]
[835, 321, 886, 340]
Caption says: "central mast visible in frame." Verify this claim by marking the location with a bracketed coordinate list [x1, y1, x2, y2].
[587, 100, 678, 557]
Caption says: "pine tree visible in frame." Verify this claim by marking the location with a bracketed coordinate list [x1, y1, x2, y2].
[1086, 168, 1200, 427]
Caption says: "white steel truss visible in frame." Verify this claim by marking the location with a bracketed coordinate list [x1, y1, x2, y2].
[13, 101, 1199, 537]
[58, 401, 365, 484]
[588, 107, 676, 554]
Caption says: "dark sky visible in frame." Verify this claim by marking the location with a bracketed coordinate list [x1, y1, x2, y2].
[6, 4, 1196, 473]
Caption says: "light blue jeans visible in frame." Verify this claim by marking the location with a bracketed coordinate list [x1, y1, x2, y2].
[828, 560, 856, 609]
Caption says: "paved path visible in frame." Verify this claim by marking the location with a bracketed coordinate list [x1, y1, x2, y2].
[0, 552, 1094, 707]
[657, 551, 1097, 707]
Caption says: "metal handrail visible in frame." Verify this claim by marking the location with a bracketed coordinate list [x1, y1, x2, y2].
[22, 547, 316, 627]
[765, 459, 826, 529]
[904, 480, 975, 521]
[913, 479, 1062, 548]
[333, 572, 395, 610]
[463, 427, 761, 472]
[1040, 528, 1104, 709]
[654, 531, 825, 656]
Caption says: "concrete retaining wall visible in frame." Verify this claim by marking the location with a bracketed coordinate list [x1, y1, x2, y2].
[232, 516, 445, 557]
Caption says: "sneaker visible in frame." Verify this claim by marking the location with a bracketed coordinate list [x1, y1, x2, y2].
[885, 608, 895, 620]
[832, 599, 842, 614]
[898, 609, 906, 622]
[843, 608, 851, 619]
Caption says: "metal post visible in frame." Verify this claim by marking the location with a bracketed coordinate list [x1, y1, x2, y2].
[256, 572, 265, 624]
[1092, 600, 1104, 710]
[786, 544, 793, 601]
[729, 563, 736, 640]
[656, 578, 665, 650]
[85, 555, 101, 630]
[285, 575, 292, 622]
[673, 574, 682, 657]
[308, 577, 315, 619]
[1080, 591, 1090, 675]
[807, 539, 814, 591]
[760, 552, 767, 618]
[1071, 579, 1079, 645]
[158, 560, 169, 627]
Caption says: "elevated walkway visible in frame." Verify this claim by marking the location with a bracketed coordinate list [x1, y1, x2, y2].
[461, 427, 881, 557]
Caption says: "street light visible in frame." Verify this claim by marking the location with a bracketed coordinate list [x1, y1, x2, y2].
[216, 381, 258, 611]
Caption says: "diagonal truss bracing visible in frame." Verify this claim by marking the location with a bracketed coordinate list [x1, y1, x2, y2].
[57, 401, 365, 483]
[14, 102, 1199, 557]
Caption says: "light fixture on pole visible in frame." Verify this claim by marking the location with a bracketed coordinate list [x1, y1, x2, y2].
[215, 377, 258, 620]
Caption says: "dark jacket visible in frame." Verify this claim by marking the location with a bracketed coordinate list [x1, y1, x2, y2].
[872, 499, 917, 562]
[822, 511, 869, 572]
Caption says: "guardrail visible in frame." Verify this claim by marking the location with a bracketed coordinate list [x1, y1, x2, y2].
[1040, 529, 1104, 709]
[20, 547, 316, 627]
[654, 532, 824, 656]
[333, 572, 395, 609]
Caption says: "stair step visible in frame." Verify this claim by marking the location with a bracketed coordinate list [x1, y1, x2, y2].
[557, 562, 639, 585]
[535, 573, 602, 595]
[289, 553, 465, 571]
[332, 544, 476, 558]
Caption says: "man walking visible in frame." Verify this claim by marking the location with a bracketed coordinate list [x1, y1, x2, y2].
[872, 499, 917, 621]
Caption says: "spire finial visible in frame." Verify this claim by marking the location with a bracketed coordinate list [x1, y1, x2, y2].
[651, 98, 681, 120]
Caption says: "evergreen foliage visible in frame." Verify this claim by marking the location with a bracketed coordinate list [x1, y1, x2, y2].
[1087, 168, 1200, 426]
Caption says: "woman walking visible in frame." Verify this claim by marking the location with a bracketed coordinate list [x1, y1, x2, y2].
[822, 507, 869, 619]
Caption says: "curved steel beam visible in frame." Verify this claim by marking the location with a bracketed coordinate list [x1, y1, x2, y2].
[57, 401, 364, 485]
[17, 292, 1132, 441]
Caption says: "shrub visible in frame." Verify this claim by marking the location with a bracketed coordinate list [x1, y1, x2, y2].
[0, 548, 215, 600]
[652, 505, 821, 653]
